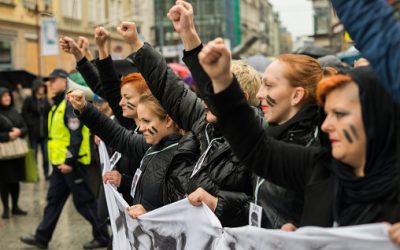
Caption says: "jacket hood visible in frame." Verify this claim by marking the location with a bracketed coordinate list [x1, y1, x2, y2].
[0, 86, 13, 109]
[32, 78, 47, 94]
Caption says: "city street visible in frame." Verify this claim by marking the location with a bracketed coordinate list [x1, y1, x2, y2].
[0, 166, 106, 250]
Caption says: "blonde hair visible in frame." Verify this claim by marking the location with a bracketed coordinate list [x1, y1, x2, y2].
[138, 93, 181, 133]
[231, 60, 261, 107]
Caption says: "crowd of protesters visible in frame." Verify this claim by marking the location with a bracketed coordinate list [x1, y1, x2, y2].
[0, 0, 396, 248]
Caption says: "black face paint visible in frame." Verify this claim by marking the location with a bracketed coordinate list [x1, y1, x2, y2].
[127, 102, 135, 110]
[266, 95, 277, 107]
[147, 128, 155, 135]
[343, 129, 353, 144]
[350, 125, 359, 140]
[151, 126, 158, 134]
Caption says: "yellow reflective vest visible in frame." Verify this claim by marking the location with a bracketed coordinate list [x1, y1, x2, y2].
[48, 99, 91, 165]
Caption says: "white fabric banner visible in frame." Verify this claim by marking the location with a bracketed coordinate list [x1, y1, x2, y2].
[40, 17, 59, 56]
[99, 141, 132, 250]
[219, 224, 399, 250]
[98, 142, 399, 250]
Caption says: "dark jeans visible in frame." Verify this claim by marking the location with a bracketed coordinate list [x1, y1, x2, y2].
[35, 165, 109, 244]
[31, 137, 49, 177]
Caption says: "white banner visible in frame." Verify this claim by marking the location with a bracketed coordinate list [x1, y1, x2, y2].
[98, 142, 399, 250]
[99, 141, 132, 250]
[40, 17, 59, 56]
[219, 224, 398, 250]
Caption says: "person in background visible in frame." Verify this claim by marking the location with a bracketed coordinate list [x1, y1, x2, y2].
[20, 69, 109, 250]
[22, 78, 51, 179]
[0, 87, 28, 219]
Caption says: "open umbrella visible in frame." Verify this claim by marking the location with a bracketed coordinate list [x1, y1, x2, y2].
[244, 55, 272, 76]
[0, 70, 37, 90]
[294, 44, 334, 59]
[168, 63, 191, 79]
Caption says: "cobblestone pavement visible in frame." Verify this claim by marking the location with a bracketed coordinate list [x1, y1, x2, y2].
[0, 158, 107, 250]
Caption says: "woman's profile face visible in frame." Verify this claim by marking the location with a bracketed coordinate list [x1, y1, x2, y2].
[321, 82, 367, 176]
[119, 83, 142, 119]
[257, 60, 297, 124]
[0, 92, 11, 107]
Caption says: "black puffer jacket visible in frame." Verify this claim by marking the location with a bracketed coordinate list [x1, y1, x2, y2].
[127, 43, 264, 227]
[78, 103, 194, 211]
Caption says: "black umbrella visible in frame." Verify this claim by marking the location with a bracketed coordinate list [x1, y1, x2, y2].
[0, 70, 37, 90]
[294, 44, 333, 59]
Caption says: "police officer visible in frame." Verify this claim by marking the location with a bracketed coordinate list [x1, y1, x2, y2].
[20, 69, 109, 249]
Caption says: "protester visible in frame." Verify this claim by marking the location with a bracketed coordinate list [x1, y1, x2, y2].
[192, 37, 400, 244]
[21, 78, 51, 179]
[168, 1, 323, 228]
[68, 89, 198, 219]
[20, 69, 109, 249]
[167, 0, 333, 229]
[60, 31, 148, 205]
[0, 87, 28, 219]
[116, 17, 265, 227]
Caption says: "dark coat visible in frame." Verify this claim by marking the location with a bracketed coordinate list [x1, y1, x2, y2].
[205, 71, 400, 227]
[21, 79, 51, 140]
[127, 43, 264, 227]
[0, 87, 28, 183]
[252, 104, 325, 229]
[76, 56, 137, 204]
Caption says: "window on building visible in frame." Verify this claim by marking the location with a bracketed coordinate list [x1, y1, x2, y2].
[22, 0, 35, 10]
[61, 0, 82, 19]
[0, 41, 12, 70]
[314, 7, 329, 35]
[0, 0, 14, 5]
[109, 0, 123, 27]
[44, 0, 52, 12]
[88, 0, 105, 24]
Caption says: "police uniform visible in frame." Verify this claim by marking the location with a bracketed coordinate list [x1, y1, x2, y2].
[32, 70, 109, 248]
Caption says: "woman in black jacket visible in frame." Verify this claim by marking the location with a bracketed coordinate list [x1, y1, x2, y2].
[0, 87, 28, 219]
[167, 1, 331, 228]
[116, 21, 266, 227]
[68, 90, 193, 218]
[196, 38, 400, 243]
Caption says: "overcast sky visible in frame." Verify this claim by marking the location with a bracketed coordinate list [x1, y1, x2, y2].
[269, 0, 314, 40]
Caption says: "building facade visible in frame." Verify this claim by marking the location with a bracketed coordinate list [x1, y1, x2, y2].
[0, 0, 155, 76]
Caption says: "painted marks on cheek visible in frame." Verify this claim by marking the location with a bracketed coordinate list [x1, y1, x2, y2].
[126, 101, 135, 110]
[350, 124, 359, 140]
[147, 126, 158, 135]
[343, 129, 353, 144]
[266, 95, 277, 107]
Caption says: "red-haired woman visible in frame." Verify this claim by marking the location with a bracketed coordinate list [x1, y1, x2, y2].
[198, 37, 400, 244]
